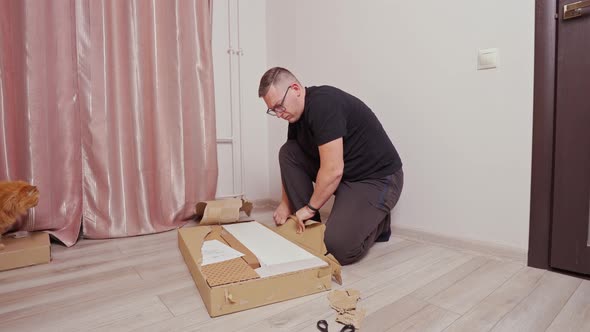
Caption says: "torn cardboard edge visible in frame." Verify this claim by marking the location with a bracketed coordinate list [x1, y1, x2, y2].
[195, 198, 254, 225]
[178, 224, 335, 317]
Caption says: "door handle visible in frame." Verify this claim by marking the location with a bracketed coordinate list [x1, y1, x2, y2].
[564, 0, 590, 20]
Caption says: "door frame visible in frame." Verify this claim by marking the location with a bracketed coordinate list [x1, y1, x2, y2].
[528, 0, 557, 269]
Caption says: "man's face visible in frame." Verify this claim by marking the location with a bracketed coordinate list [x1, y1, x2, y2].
[263, 84, 301, 123]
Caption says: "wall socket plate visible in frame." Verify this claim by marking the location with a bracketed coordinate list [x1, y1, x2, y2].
[478, 48, 498, 70]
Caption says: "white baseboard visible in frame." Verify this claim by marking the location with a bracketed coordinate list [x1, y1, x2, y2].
[250, 199, 276, 210]
[391, 225, 528, 264]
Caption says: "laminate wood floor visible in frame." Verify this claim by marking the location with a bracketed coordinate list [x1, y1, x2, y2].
[1, 208, 588, 332]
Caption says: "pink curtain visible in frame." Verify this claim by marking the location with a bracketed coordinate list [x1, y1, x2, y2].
[0, 0, 83, 246]
[0, 0, 217, 246]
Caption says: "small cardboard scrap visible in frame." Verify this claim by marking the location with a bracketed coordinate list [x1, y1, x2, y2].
[328, 289, 366, 329]
[196, 198, 253, 225]
[336, 308, 366, 328]
[328, 289, 361, 312]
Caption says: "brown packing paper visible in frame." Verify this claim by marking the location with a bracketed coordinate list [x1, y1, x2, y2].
[327, 289, 365, 329]
[196, 198, 253, 225]
[336, 308, 366, 329]
[328, 289, 361, 312]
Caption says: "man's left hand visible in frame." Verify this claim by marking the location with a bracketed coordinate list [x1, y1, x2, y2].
[294, 206, 316, 234]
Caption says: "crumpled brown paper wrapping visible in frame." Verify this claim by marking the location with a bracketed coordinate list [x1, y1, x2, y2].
[327, 289, 365, 329]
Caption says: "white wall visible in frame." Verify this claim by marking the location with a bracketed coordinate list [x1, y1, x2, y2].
[236, 0, 270, 200]
[264, 0, 535, 250]
[265, 1, 299, 203]
[212, 0, 237, 197]
[212, 0, 270, 200]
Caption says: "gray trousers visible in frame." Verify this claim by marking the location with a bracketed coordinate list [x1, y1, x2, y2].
[279, 141, 404, 265]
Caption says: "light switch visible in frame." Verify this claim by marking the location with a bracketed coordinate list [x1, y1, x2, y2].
[477, 48, 498, 70]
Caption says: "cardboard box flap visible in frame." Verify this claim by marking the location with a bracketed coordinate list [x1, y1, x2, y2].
[272, 218, 326, 255]
[271, 217, 342, 285]
[196, 198, 253, 225]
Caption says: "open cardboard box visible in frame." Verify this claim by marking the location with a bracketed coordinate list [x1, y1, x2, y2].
[179, 199, 341, 317]
[0, 231, 51, 271]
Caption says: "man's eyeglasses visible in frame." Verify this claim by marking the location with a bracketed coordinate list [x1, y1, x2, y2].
[266, 86, 291, 117]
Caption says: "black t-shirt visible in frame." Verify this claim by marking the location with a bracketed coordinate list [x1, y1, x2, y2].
[288, 85, 402, 181]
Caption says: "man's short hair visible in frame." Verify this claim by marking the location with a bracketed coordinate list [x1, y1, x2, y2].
[258, 67, 299, 97]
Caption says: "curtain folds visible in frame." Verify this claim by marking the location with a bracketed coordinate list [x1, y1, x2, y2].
[0, 0, 217, 246]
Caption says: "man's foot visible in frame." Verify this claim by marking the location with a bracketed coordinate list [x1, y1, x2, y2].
[375, 226, 391, 242]
[273, 201, 292, 225]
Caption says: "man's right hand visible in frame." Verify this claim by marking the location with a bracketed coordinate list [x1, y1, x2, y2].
[273, 201, 292, 226]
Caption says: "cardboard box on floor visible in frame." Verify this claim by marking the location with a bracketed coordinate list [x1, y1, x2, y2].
[0, 232, 51, 271]
[178, 198, 341, 317]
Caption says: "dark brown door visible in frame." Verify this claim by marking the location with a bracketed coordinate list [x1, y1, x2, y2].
[551, 0, 590, 274]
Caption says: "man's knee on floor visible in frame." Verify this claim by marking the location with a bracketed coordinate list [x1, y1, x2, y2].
[324, 235, 366, 266]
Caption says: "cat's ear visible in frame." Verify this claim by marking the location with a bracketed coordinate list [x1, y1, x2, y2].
[17, 184, 35, 196]
[19, 185, 40, 209]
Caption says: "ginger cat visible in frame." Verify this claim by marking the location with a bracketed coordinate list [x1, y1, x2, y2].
[0, 181, 39, 249]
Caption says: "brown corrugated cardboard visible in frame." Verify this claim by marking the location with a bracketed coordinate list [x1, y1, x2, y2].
[0, 232, 51, 271]
[178, 220, 340, 317]
[201, 257, 260, 287]
[196, 198, 253, 225]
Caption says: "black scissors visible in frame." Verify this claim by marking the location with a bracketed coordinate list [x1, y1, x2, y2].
[317, 319, 355, 332]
